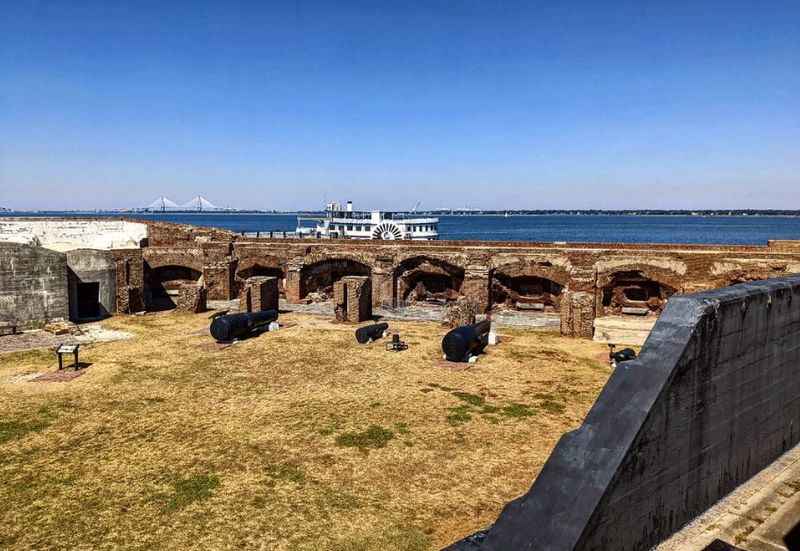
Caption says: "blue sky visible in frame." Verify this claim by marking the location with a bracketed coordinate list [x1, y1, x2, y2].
[1, 1, 798, 211]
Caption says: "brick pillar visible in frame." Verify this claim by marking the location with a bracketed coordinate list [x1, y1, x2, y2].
[560, 291, 596, 338]
[461, 268, 491, 313]
[175, 283, 207, 313]
[239, 276, 279, 312]
[113, 249, 144, 313]
[239, 287, 252, 312]
[334, 276, 372, 322]
[119, 286, 144, 314]
[203, 260, 234, 300]
[371, 270, 393, 308]
[333, 280, 347, 321]
[285, 267, 303, 303]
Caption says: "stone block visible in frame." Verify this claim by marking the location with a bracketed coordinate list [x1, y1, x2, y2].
[444, 298, 480, 328]
[44, 320, 78, 335]
[0, 321, 17, 336]
[175, 283, 207, 313]
[560, 291, 596, 338]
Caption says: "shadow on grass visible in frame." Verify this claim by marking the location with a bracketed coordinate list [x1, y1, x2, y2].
[162, 473, 220, 512]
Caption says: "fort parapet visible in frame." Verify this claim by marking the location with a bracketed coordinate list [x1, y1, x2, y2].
[139, 220, 800, 338]
[3, 217, 800, 336]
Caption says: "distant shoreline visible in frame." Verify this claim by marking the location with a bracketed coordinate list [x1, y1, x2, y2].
[2, 210, 800, 218]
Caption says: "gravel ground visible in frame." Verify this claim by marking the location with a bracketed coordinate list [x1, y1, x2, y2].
[0, 323, 133, 354]
[208, 299, 560, 330]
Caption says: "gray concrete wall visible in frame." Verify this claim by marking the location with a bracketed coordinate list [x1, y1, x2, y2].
[66, 249, 117, 321]
[0, 242, 68, 327]
[449, 275, 800, 551]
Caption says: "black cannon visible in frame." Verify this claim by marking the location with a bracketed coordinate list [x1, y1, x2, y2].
[355, 322, 389, 344]
[608, 344, 637, 366]
[210, 310, 278, 342]
[442, 319, 491, 362]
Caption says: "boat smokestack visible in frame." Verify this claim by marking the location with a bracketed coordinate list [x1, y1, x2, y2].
[346, 201, 353, 212]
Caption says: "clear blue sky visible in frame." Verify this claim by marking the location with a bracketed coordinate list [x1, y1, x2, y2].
[1, 1, 798, 211]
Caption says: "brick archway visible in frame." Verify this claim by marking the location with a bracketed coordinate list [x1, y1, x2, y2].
[393, 256, 465, 306]
[597, 268, 680, 316]
[299, 258, 371, 301]
[145, 264, 202, 310]
[234, 256, 286, 296]
[490, 261, 570, 312]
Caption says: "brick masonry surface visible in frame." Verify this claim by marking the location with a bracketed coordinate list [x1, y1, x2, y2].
[133, 220, 800, 338]
[5, 218, 800, 336]
[175, 283, 207, 313]
[334, 276, 372, 322]
[239, 276, 278, 313]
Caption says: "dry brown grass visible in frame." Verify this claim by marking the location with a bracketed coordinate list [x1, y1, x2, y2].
[0, 310, 611, 550]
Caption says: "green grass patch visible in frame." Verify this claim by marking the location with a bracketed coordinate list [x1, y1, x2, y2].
[451, 391, 485, 407]
[265, 462, 306, 485]
[335, 425, 394, 451]
[0, 406, 58, 445]
[394, 422, 410, 435]
[446, 405, 472, 426]
[0, 420, 49, 445]
[538, 399, 566, 414]
[500, 403, 535, 419]
[165, 474, 220, 511]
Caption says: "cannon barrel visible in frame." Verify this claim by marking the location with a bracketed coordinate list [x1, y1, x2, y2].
[355, 322, 389, 344]
[442, 319, 491, 362]
[210, 310, 278, 342]
[612, 347, 637, 364]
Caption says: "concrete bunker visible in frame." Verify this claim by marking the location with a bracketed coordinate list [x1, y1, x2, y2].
[0, 242, 69, 328]
[394, 256, 464, 306]
[599, 270, 676, 316]
[66, 249, 117, 322]
[146, 264, 202, 310]
[300, 258, 371, 302]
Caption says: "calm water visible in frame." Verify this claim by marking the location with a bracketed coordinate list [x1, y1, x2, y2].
[4, 212, 800, 245]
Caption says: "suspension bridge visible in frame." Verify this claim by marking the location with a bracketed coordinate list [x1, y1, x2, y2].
[143, 196, 225, 212]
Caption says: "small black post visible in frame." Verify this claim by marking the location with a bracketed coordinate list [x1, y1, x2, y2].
[58, 353, 63, 370]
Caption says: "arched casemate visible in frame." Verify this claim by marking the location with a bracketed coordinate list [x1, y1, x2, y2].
[393, 256, 465, 307]
[490, 260, 569, 312]
[145, 264, 202, 310]
[234, 257, 286, 296]
[299, 257, 371, 302]
[598, 269, 678, 316]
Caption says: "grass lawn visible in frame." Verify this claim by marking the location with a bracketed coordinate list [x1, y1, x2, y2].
[0, 311, 611, 550]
